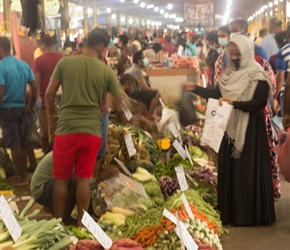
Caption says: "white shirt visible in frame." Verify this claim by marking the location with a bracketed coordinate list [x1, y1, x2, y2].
[260, 33, 278, 58]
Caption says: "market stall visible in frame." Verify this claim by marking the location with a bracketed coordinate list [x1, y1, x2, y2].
[146, 68, 200, 105]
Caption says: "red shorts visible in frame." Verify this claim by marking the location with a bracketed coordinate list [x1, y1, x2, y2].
[53, 134, 102, 179]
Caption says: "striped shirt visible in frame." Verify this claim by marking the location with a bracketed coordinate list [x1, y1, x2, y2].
[276, 43, 290, 73]
[33, 52, 63, 109]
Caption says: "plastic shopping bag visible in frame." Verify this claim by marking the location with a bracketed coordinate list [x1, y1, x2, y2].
[277, 128, 290, 182]
[26, 115, 39, 144]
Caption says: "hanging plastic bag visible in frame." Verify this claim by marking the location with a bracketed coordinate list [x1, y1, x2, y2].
[277, 128, 290, 182]
[177, 91, 199, 127]
[26, 115, 39, 145]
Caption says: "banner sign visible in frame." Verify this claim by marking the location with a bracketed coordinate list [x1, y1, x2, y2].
[184, 2, 215, 27]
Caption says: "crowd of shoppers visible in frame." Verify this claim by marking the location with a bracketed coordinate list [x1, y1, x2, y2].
[1, 16, 288, 229]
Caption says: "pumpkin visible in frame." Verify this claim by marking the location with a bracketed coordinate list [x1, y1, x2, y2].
[157, 138, 171, 151]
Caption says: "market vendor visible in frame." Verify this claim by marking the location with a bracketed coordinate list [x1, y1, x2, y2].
[126, 50, 161, 120]
[30, 151, 76, 225]
[107, 74, 153, 131]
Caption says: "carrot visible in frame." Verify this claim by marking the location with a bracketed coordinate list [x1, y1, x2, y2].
[166, 223, 176, 231]
[130, 225, 163, 248]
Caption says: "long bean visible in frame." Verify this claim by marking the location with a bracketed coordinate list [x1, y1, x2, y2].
[119, 208, 162, 238]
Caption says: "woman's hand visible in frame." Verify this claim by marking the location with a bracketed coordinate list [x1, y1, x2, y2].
[182, 81, 197, 91]
[219, 97, 233, 106]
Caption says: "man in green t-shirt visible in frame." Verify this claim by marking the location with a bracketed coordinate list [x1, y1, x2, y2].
[45, 28, 123, 227]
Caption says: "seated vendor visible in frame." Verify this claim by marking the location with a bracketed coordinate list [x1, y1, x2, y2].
[30, 151, 76, 224]
[125, 50, 161, 120]
[107, 74, 154, 131]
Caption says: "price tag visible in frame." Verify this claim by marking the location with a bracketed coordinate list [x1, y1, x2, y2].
[0, 195, 22, 242]
[120, 100, 132, 121]
[181, 193, 195, 220]
[178, 45, 184, 56]
[159, 98, 166, 109]
[168, 122, 179, 138]
[185, 172, 198, 187]
[173, 140, 187, 160]
[175, 166, 188, 191]
[154, 119, 161, 133]
[185, 146, 194, 166]
[202, 74, 207, 88]
[163, 208, 178, 225]
[82, 211, 113, 249]
[175, 223, 198, 250]
[176, 212, 185, 250]
[114, 157, 132, 176]
[124, 134, 137, 157]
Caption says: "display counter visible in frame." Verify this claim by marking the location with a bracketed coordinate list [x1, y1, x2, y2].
[145, 68, 200, 105]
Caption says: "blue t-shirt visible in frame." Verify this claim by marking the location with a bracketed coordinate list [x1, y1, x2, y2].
[0, 56, 35, 108]
[276, 43, 290, 73]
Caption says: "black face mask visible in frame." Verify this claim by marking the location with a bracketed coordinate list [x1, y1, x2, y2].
[232, 59, 240, 69]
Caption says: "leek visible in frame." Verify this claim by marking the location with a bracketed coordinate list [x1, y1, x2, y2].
[19, 198, 35, 219]
[47, 236, 72, 250]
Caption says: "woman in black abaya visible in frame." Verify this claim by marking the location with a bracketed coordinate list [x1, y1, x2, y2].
[184, 34, 276, 226]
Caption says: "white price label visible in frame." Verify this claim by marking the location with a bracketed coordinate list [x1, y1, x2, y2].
[181, 193, 195, 220]
[82, 211, 113, 249]
[173, 140, 187, 160]
[175, 166, 189, 191]
[178, 45, 184, 56]
[124, 134, 137, 157]
[114, 158, 132, 176]
[163, 208, 178, 225]
[175, 223, 198, 250]
[185, 146, 194, 166]
[176, 213, 185, 250]
[202, 74, 207, 88]
[0, 196, 22, 242]
[120, 100, 132, 121]
[162, 209, 187, 228]
[168, 122, 179, 138]
[154, 119, 161, 133]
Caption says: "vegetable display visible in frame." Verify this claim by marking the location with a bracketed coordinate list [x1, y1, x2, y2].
[104, 125, 160, 168]
[0, 198, 73, 250]
[68, 238, 144, 250]
[164, 190, 225, 235]
[119, 209, 163, 238]
[0, 116, 230, 250]
[132, 167, 165, 207]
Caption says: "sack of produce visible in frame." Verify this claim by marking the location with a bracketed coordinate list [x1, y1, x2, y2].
[98, 173, 148, 210]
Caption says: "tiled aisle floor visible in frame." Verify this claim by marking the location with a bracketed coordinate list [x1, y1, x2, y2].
[221, 174, 290, 250]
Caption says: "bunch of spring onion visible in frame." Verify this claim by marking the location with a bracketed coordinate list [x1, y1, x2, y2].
[0, 198, 74, 250]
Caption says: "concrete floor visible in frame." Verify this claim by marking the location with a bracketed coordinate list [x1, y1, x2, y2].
[220, 174, 290, 250]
